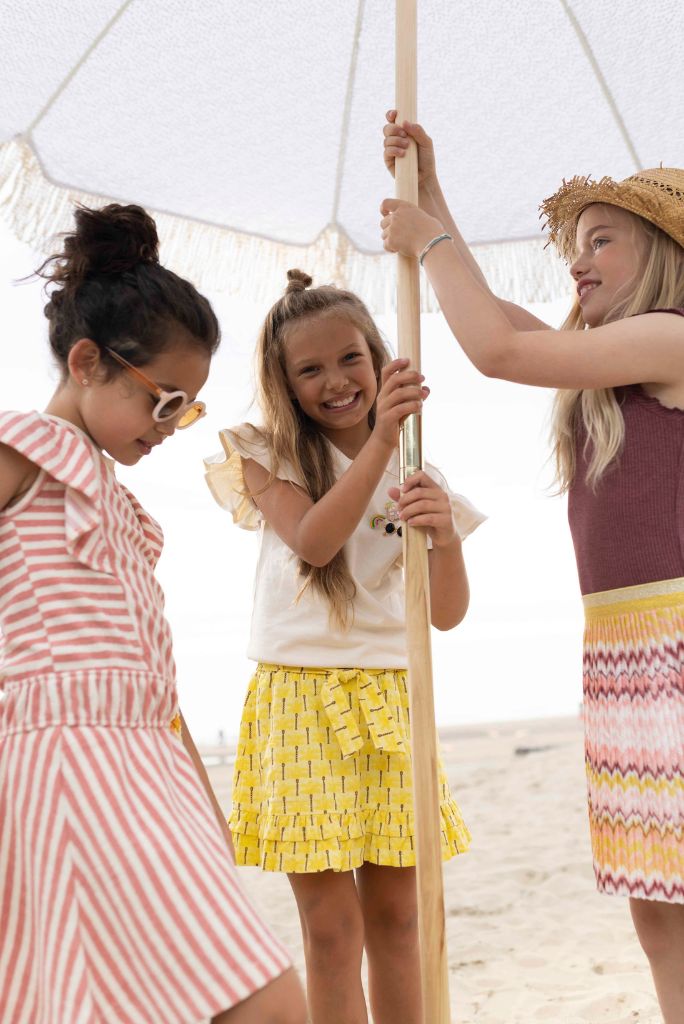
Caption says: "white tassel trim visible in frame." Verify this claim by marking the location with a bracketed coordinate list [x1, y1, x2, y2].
[0, 136, 571, 312]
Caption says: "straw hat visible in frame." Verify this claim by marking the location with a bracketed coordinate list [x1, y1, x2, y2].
[540, 167, 684, 260]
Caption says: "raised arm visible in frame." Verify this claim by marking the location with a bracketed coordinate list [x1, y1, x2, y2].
[243, 360, 427, 566]
[381, 199, 684, 391]
[383, 111, 552, 332]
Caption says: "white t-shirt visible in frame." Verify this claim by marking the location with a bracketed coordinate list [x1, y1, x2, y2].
[205, 423, 486, 669]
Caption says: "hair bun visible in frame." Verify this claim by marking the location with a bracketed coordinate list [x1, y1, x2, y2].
[286, 268, 313, 294]
[42, 203, 160, 293]
[71, 203, 159, 275]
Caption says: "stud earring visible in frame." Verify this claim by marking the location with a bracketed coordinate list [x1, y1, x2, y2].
[81, 378, 89, 386]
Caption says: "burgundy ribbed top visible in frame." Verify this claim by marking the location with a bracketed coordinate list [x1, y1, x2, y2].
[568, 310, 684, 595]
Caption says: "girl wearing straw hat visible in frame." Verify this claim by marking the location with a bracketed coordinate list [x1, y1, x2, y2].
[382, 113, 684, 1021]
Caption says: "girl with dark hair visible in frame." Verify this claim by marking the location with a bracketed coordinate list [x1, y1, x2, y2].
[0, 204, 305, 1024]
[205, 269, 485, 1024]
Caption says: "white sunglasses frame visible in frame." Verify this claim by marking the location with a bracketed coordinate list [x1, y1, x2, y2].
[105, 347, 206, 428]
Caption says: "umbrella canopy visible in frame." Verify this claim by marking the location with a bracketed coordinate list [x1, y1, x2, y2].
[1, 0, 682, 309]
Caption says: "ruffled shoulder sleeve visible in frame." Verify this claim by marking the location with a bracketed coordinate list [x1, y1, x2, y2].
[0, 411, 112, 573]
[424, 461, 487, 541]
[203, 422, 303, 531]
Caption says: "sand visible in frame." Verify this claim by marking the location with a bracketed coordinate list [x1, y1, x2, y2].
[203, 716, 662, 1023]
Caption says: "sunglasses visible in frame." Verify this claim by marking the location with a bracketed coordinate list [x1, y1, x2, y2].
[105, 348, 206, 428]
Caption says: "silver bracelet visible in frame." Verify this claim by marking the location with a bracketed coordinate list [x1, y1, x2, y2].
[418, 232, 453, 267]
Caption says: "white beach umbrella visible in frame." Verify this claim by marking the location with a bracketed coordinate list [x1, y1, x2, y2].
[1, 0, 682, 311]
[1, 4, 681, 1019]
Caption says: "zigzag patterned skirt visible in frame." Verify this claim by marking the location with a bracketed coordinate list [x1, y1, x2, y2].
[583, 578, 684, 903]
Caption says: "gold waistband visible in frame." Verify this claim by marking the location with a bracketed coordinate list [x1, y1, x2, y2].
[583, 577, 684, 619]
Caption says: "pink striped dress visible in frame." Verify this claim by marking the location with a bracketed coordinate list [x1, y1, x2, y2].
[0, 411, 290, 1024]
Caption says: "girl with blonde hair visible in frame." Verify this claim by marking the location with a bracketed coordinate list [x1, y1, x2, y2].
[205, 270, 485, 1024]
[382, 112, 684, 1021]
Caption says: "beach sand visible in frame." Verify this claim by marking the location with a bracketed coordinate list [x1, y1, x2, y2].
[203, 716, 662, 1023]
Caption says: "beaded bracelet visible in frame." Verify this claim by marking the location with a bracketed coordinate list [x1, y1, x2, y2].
[418, 232, 453, 267]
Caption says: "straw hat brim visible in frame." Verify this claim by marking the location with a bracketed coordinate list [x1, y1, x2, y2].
[540, 169, 684, 261]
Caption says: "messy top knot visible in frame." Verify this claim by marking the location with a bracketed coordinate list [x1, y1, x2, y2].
[285, 268, 313, 294]
[37, 202, 219, 376]
[39, 204, 159, 295]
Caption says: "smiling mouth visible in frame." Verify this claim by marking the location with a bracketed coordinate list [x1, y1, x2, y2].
[322, 392, 360, 411]
[578, 281, 599, 301]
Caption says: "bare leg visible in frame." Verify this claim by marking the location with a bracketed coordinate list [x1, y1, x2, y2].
[289, 869, 367, 1024]
[356, 863, 422, 1024]
[212, 967, 306, 1024]
[630, 897, 684, 1023]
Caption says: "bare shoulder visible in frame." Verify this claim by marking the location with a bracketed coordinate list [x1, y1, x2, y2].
[591, 308, 684, 344]
[0, 443, 40, 511]
[631, 308, 684, 335]
[626, 311, 684, 404]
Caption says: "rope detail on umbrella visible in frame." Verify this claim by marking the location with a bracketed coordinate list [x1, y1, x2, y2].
[559, 0, 642, 169]
[27, 1, 136, 136]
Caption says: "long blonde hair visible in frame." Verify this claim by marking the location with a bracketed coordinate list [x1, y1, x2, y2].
[253, 269, 391, 627]
[552, 210, 684, 492]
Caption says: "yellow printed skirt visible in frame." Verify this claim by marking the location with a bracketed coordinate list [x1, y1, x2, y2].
[583, 578, 684, 903]
[229, 665, 470, 873]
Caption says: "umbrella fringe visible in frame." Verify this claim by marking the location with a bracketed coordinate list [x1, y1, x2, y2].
[0, 136, 571, 313]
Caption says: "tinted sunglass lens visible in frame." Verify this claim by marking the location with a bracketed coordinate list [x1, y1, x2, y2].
[178, 404, 202, 428]
[157, 395, 185, 420]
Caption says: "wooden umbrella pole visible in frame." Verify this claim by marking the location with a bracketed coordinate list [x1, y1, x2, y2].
[395, 2, 452, 1022]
